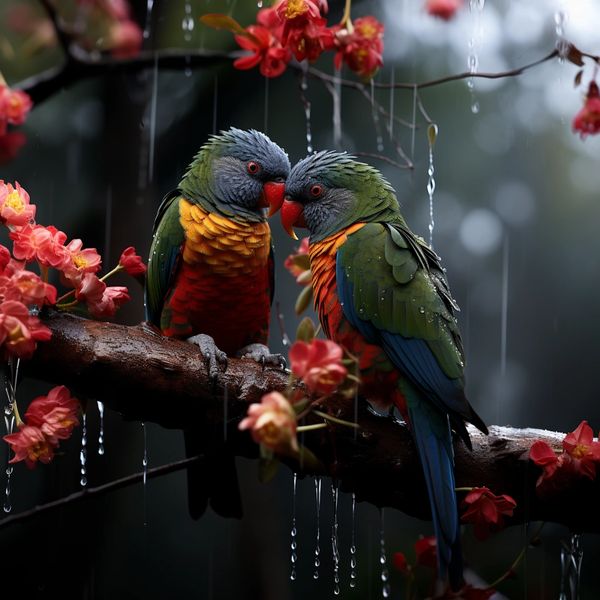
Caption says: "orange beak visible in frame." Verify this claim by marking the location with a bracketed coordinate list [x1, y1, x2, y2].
[280, 199, 306, 240]
[260, 181, 286, 212]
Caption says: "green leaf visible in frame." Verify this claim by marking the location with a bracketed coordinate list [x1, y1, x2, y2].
[295, 285, 313, 315]
[296, 316, 316, 342]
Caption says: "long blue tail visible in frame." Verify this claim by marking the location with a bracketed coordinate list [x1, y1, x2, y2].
[405, 391, 463, 589]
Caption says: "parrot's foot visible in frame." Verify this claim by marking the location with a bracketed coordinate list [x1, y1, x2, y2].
[188, 334, 228, 381]
[237, 343, 287, 370]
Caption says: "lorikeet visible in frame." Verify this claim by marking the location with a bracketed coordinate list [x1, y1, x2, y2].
[274, 151, 488, 588]
[145, 128, 290, 518]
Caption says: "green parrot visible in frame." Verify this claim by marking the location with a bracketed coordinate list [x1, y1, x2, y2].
[145, 128, 290, 518]
[276, 151, 488, 588]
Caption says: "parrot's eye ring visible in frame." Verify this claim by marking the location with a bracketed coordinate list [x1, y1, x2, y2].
[247, 161, 261, 175]
[310, 184, 324, 198]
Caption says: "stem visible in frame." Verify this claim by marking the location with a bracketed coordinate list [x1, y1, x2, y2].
[99, 264, 123, 282]
[455, 487, 475, 493]
[312, 409, 358, 428]
[12, 399, 23, 427]
[56, 299, 79, 309]
[488, 522, 546, 589]
[297, 423, 328, 433]
[340, 0, 352, 30]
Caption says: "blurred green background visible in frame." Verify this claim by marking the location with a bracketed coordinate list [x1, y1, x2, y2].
[0, 0, 599, 598]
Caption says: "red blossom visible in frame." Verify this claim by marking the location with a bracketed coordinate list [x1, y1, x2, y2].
[0, 300, 52, 358]
[414, 535, 438, 569]
[284, 237, 311, 284]
[75, 273, 130, 317]
[119, 246, 147, 276]
[10, 224, 70, 269]
[562, 420, 600, 478]
[573, 81, 600, 139]
[61, 239, 102, 284]
[460, 486, 516, 540]
[4, 425, 55, 468]
[0, 261, 57, 306]
[289, 338, 347, 394]
[0, 86, 33, 130]
[392, 551, 408, 573]
[0, 245, 10, 272]
[334, 16, 384, 79]
[25, 385, 80, 445]
[0, 181, 36, 227]
[425, 0, 464, 21]
[239, 391, 299, 454]
[435, 584, 495, 600]
[0, 132, 26, 164]
[108, 19, 143, 58]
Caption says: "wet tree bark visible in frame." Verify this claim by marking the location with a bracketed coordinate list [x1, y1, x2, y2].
[25, 311, 600, 533]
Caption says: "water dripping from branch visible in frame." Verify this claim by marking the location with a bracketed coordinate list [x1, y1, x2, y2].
[313, 476, 322, 579]
[331, 482, 340, 595]
[290, 472, 298, 581]
[467, 0, 485, 114]
[182, 1, 194, 42]
[426, 124, 438, 247]
[97, 401, 105, 455]
[349, 492, 358, 588]
[379, 509, 390, 598]
[370, 79, 384, 152]
[80, 412, 88, 487]
[3, 358, 19, 513]
[332, 69, 342, 149]
[143, 0, 155, 40]
[300, 69, 313, 154]
[559, 533, 583, 600]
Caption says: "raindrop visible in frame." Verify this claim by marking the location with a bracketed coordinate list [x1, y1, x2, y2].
[97, 400, 105, 455]
[313, 476, 322, 579]
[467, 0, 485, 114]
[388, 69, 395, 139]
[3, 358, 19, 512]
[350, 492, 358, 588]
[80, 412, 87, 487]
[370, 79, 384, 152]
[143, 0, 155, 40]
[301, 69, 313, 154]
[332, 69, 342, 149]
[559, 533, 583, 600]
[426, 123, 438, 247]
[290, 472, 298, 581]
[554, 10, 569, 60]
[182, 1, 194, 42]
[331, 482, 340, 595]
[380, 509, 391, 599]
[257, 0, 263, 7]
[142, 422, 148, 486]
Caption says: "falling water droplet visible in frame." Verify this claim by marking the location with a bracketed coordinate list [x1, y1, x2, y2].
[142, 421, 148, 486]
[370, 79, 384, 152]
[554, 10, 569, 60]
[560, 533, 583, 600]
[80, 412, 88, 487]
[182, 1, 194, 42]
[212, 75, 219, 135]
[350, 492, 358, 588]
[426, 123, 438, 247]
[300, 69, 313, 154]
[313, 476, 322, 579]
[410, 85, 417, 165]
[331, 482, 341, 595]
[332, 69, 342, 149]
[388, 69, 395, 139]
[500, 235, 509, 383]
[290, 472, 298, 581]
[467, 0, 485, 114]
[184, 55, 192, 78]
[3, 358, 19, 512]
[257, 0, 263, 7]
[97, 401, 105, 456]
[148, 55, 159, 184]
[143, 0, 155, 40]
[380, 509, 391, 599]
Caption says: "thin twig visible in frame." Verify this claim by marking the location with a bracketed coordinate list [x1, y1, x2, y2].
[0, 455, 201, 530]
[354, 152, 412, 169]
[37, 0, 71, 55]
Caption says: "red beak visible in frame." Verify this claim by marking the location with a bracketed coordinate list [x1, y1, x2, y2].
[280, 199, 306, 240]
[260, 181, 285, 212]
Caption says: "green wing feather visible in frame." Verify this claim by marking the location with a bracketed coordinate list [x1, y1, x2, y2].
[340, 222, 464, 379]
[145, 190, 185, 326]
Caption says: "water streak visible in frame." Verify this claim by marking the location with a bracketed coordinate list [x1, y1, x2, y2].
[143, 0, 155, 40]
[388, 69, 395, 139]
[370, 79, 384, 152]
[500, 235, 509, 379]
[97, 401, 105, 455]
[142, 422, 148, 485]
[331, 482, 340, 595]
[148, 55, 159, 184]
[80, 412, 87, 487]
[467, 0, 485, 114]
[182, 0, 194, 42]
[559, 533, 583, 600]
[313, 476, 322, 579]
[301, 71, 313, 154]
[380, 509, 390, 598]
[349, 492, 358, 588]
[332, 69, 342, 149]
[290, 472, 298, 581]
[3, 358, 18, 512]
[554, 10, 569, 59]
[426, 124, 438, 247]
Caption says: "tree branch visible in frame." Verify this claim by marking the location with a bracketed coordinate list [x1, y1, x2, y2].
[19, 311, 600, 534]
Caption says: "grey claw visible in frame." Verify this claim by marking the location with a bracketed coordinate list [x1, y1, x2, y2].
[237, 343, 287, 370]
[187, 334, 228, 381]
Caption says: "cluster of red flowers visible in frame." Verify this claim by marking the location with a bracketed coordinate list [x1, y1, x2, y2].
[203, 0, 384, 79]
[289, 338, 348, 394]
[529, 420, 600, 495]
[460, 486, 517, 540]
[4, 386, 79, 468]
[0, 180, 146, 358]
[572, 80, 600, 139]
[393, 536, 495, 599]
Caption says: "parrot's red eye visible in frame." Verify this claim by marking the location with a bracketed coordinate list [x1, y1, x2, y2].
[310, 184, 324, 198]
[247, 161, 261, 175]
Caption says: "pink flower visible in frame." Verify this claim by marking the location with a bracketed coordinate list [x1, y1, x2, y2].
[563, 420, 600, 478]
[0, 181, 36, 226]
[4, 425, 55, 468]
[62, 238, 102, 282]
[109, 19, 142, 58]
[25, 385, 80, 445]
[334, 16, 384, 79]
[0, 245, 10, 272]
[76, 273, 130, 317]
[0, 86, 33, 126]
[0, 300, 52, 358]
[460, 486, 517, 540]
[0, 263, 57, 306]
[425, 0, 464, 20]
[239, 391, 299, 454]
[573, 80, 600, 138]
[284, 237, 311, 284]
[289, 338, 348, 394]
[10, 224, 69, 269]
[119, 246, 147, 276]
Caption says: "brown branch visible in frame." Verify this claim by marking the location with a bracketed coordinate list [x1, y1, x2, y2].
[0, 455, 201, 530]
[18, 311, 600, 534]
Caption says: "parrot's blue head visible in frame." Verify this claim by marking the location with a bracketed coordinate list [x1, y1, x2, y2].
[180, 127, 290, 222]
[278, 151, 400, 241]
